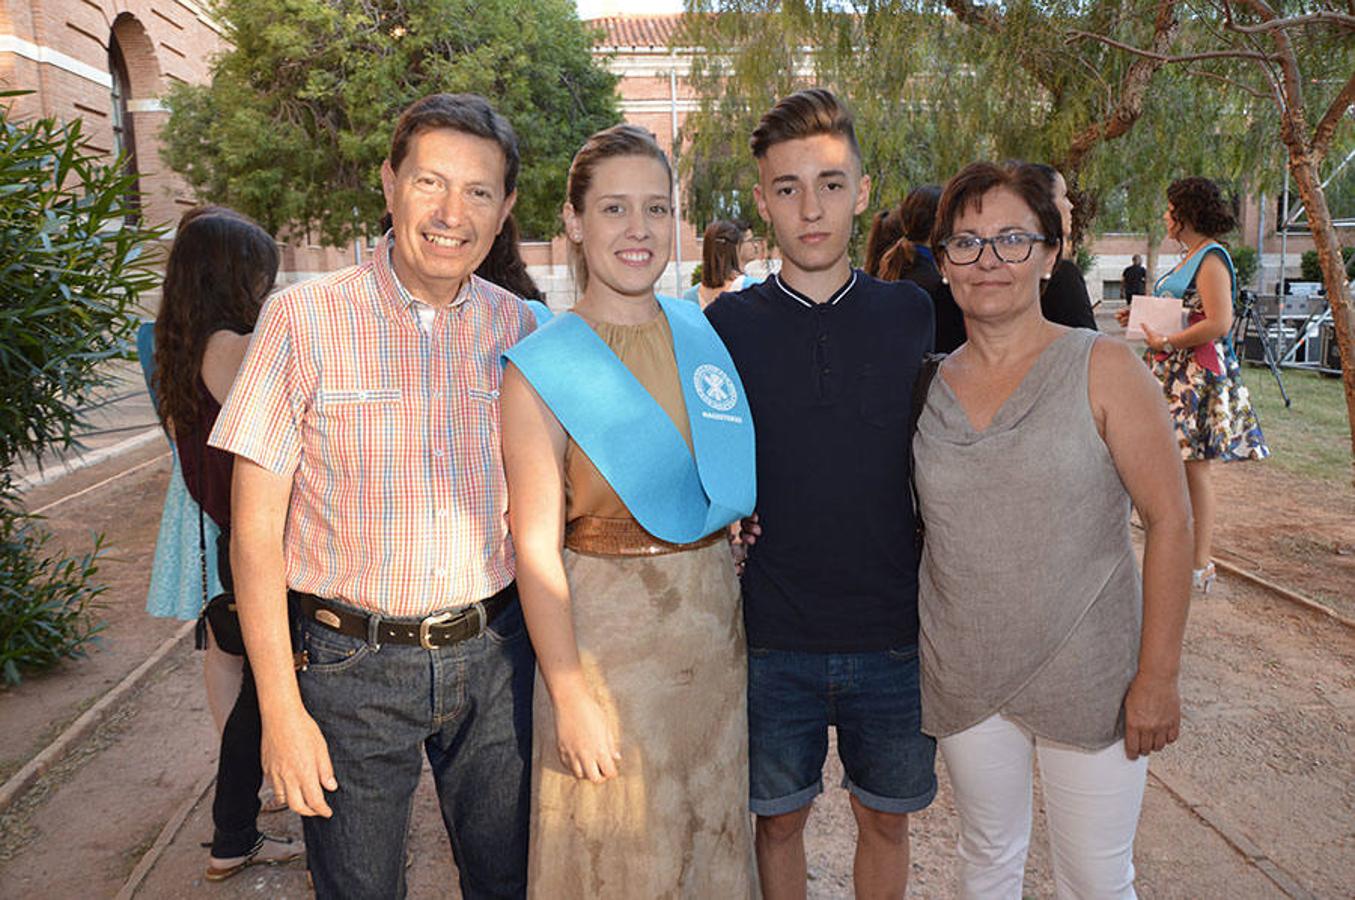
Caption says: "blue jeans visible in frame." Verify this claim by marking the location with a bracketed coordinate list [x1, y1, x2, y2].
[296, 596, 534, 899]
[747, 645, 937, 817]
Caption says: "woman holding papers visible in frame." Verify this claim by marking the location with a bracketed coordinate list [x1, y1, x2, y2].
[914, 161, 1192, 897]
[1121, 177, 1269, 593]
[502, 125, 756, 895]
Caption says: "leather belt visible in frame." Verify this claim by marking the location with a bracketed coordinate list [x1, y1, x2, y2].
[292, 583, 516, 651]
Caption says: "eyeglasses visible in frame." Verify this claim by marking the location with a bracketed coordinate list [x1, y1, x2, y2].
[939, 232, 1048, 265]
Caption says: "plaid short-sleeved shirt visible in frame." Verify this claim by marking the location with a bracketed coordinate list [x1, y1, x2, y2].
[209, 238, 536, 617]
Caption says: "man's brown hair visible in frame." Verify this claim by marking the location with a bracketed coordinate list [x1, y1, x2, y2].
[389, 93, 519, 196]
[750, 88, 861, 163]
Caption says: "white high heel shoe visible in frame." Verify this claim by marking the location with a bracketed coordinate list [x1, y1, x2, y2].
[1192, 562, 1217, 594]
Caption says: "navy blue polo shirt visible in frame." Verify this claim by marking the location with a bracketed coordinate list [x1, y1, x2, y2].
[706, 270, 934, 653]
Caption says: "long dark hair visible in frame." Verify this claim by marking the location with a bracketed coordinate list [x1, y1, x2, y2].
[153, 207, 278, 432]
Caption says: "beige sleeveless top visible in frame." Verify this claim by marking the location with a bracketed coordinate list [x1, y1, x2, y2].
[563, 313, 692, 521]
[913, 329, 1142, 749]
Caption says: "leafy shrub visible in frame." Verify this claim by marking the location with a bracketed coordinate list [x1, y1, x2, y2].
[0, 504, 106, 686]
[1075, 245, 1096, 275]
[1, 94, 162, 683]
[1231, 245, 1259, 288]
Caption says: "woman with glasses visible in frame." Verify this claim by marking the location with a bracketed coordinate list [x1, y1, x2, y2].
[914, 161, 1192, 898]
[1116, 177, 1269, 594]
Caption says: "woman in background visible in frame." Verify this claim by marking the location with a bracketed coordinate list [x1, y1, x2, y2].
[151, 207, 303, 881]
[687, 219, 755, 307]
[1118, 176, 1269, 592]
[880, 185, 966, 353]
[1029, 163, 1098, 330]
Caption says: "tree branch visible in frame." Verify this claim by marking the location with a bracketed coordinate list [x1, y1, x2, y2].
[1061, 0, 1182, 171]
[1065, 30, 1279, 63]
[1189, 66, 1272, 100]
[1224, 11, 1355, 33]
[1313, 67, 1355, 157]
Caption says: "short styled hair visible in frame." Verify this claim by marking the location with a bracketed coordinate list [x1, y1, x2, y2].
[750, 88, 861, 163]
[932, 161, 1063, 260]
[1167, 176, 1237, 238]
[389, 93, 520, 196]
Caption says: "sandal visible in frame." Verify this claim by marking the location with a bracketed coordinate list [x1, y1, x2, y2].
[1192, 563, 1217, 595]
[205, 833, 304, 882]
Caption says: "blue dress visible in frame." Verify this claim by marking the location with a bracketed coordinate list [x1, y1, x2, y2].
[137, 321, 224, 619]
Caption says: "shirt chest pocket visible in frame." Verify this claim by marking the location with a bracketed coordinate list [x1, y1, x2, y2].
[312, 389, 404, 473]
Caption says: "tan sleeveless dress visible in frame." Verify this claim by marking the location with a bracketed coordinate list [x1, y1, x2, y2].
[527, 314, 755, 898]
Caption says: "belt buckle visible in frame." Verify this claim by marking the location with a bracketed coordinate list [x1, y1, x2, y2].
[419, 610, 455, 650]
[417, 604, 487, 650]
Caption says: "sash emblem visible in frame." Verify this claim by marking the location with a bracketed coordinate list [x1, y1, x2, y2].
[694, 364, 737, 412]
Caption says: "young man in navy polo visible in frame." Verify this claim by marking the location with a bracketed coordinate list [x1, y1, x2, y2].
[705, 88, 936, 899]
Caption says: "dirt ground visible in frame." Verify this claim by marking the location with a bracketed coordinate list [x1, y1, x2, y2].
[0, 434, 1352, 898]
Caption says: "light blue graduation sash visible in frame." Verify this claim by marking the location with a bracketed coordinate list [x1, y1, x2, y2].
[504, 295, 755, 544]
[524, 299, 553, 326]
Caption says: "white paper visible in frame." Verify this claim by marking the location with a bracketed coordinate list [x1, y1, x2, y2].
[1125, 294, 1185, 341]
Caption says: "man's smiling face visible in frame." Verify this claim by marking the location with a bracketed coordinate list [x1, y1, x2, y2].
[381, 127, 516, 305]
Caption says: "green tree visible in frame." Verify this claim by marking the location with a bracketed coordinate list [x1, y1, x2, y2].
[676, 1, 1274, 249]
[161, 0, 620, 243]
[0, 96, 162, 683]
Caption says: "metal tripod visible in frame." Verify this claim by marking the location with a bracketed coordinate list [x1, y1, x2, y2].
[1233, 290, 1291, 407]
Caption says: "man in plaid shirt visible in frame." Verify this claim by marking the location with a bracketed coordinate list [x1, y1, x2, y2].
[211, 94, 537, 898]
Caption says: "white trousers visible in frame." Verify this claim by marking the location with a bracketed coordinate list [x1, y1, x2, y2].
[939, 714, 1149, 899]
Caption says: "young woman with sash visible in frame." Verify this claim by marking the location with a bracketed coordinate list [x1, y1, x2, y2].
[501, 125, 757, 895]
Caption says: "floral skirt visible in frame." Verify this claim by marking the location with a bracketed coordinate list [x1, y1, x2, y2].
[1147, 339, 1270, 462]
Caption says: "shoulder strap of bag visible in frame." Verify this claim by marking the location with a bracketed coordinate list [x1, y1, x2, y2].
[909, 353, 947, 551]
[194, 445, 210, 650]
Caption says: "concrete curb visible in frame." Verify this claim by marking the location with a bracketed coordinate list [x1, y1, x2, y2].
[15, 427, 163, 491]
[116, 768, 216, 899]
[1213, 557, 1355, 630]
[1149, 768, 1316, 899]
[0, 619, 196, 814]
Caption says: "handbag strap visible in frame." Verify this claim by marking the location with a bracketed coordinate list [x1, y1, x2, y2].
[194, 439, 210, 650]
[909, 353, 946, 550]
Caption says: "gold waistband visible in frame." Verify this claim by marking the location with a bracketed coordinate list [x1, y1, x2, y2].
[564, 516, 725, 558]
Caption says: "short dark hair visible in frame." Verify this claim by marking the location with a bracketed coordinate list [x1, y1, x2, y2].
[389, 93, 519, 196]
[932, 161, 1063, 259]
[750, 88, 861, 163]
[701, 220, 745, 288]
[1167, 176, 1237, 237]
[565, 124, 672, 291]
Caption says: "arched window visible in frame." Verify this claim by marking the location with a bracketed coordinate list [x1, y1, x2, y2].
[108, 29, 141, 222]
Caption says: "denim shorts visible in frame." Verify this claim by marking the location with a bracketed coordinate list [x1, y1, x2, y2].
[747, 645, 937, 817]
